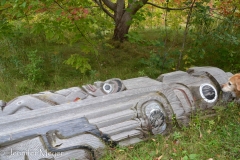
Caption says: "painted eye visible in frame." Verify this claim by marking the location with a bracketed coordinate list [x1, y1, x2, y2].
[228, 82, 231, 86]
[103, 83, 113, 93]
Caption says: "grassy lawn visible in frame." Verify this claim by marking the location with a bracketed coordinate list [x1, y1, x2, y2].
[101, 103, 240, 160]
[1, 0, 240, 157]
[0, 40, 163, 101]
[0, 30, 239, 160]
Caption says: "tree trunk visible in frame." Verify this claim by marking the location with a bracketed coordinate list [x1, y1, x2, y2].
[93, 0, 148, 42]
[112, 12, 132, 42]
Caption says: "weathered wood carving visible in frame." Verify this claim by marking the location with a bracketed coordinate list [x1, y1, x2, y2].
[0, 66, 232, 160]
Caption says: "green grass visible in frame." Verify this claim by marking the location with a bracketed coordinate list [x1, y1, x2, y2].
[0, 38, 165, 100]
[0, 29, 239, 160]
[101, 103, 240, 160]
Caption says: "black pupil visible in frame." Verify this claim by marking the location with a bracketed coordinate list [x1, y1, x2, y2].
[104, 85, 110, 90]
[202, 85, 215, 100]
[228, 82, 231, 85]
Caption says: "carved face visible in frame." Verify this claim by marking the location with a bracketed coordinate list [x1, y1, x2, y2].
[82, 78, 126, 97]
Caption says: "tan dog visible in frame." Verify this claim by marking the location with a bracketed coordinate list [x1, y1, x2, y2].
[222, 73, 240, 98]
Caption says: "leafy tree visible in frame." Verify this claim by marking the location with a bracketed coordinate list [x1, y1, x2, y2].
[93, 0, 149, 42]
[1, 0, 239, 72]
[0, 0, 197, 43]
[93, 0, 191, 42]
[0, 0, 101, 73]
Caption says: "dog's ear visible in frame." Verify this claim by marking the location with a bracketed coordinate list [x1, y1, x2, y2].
[236, 78, 240, 91]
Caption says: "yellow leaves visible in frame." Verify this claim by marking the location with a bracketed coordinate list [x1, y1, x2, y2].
[207, 129, 212, 134]
[128, 146, 134, 149]
[154, 155, 163, 160]
[183, 54, 188, 60]
[199, 129, 203, 139]
[116, 149, 124, 153]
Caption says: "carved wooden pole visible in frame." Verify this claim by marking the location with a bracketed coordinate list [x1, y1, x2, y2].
[0, 67, 232, 160]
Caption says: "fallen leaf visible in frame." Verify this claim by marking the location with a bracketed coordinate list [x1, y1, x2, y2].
[165, 144, 169, 148]
[117, 149, 124, 152]
[174, 140, 180, 145]
[199, 131, 203, 138]
[154, 155, 163, 160]
[207, 130, 211, 134]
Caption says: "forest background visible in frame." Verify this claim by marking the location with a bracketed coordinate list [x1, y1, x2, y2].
[0, 0, 240, 159]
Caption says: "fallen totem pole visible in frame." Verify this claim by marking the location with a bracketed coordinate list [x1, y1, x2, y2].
[0, 66, 233, 160]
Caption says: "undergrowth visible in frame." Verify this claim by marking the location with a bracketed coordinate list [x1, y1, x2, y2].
[0, 38, 159, 101]
[1, 1, 240, 158]
[0, 28, 239, 160]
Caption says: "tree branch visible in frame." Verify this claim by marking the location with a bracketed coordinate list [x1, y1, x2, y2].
[127, 0, 148, 15]
[54, 0, 96, 48]
[101, 0, 116, 11]
[93, 0, 114, 19]
[146, 2, 191, 10]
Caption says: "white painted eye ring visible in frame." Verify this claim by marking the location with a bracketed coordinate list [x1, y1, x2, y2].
[103, 83, 113, 94]
[199, 83, 218, 103]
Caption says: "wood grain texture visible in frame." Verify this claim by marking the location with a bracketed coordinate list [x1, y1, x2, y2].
[187, 66, 229, 86]
[171, 83, 195, 116]
[0, 68, 232, 160]
[157, 66, 231, 109]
